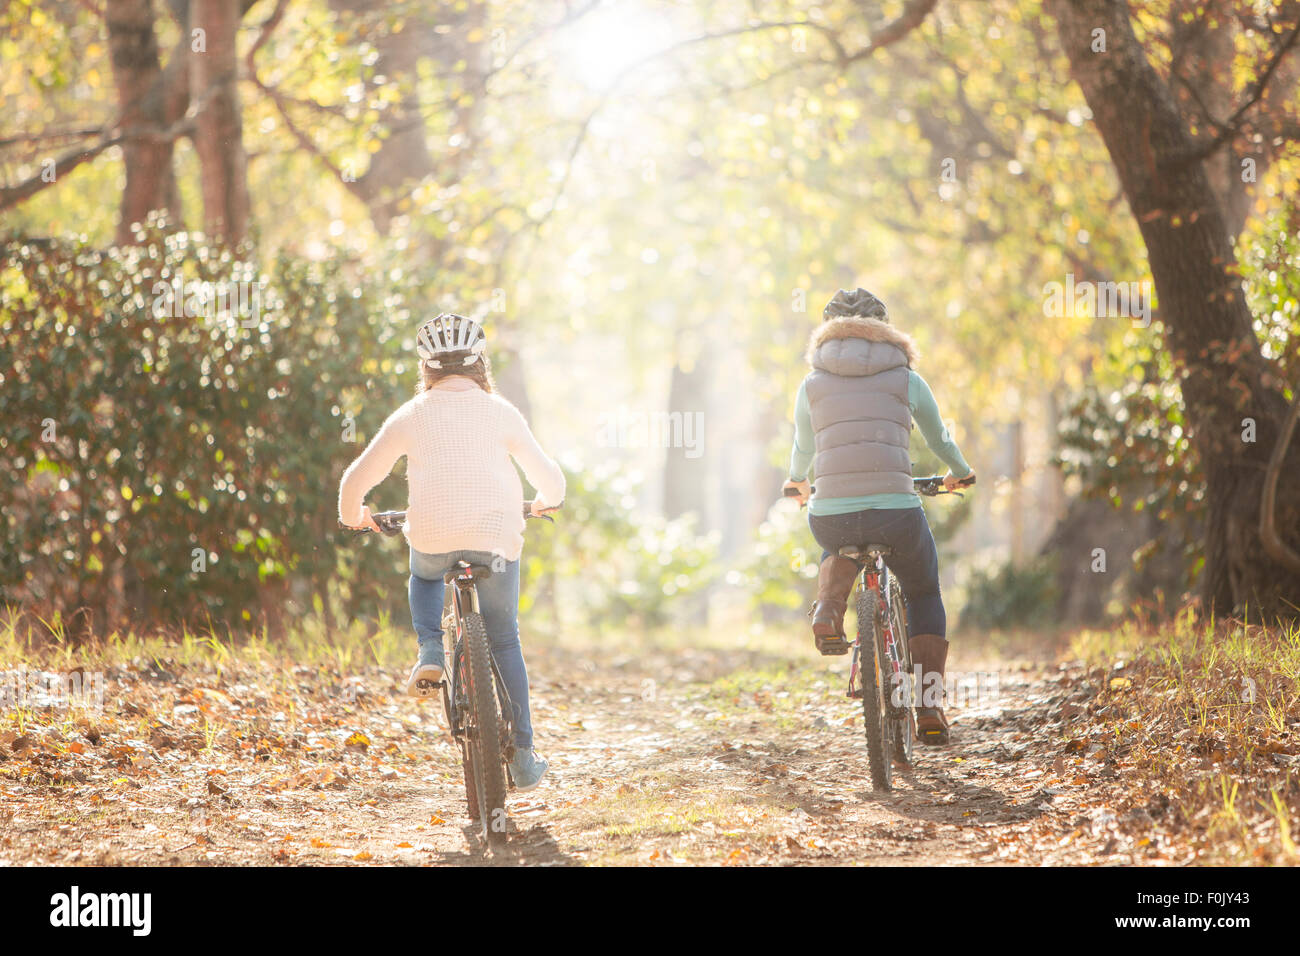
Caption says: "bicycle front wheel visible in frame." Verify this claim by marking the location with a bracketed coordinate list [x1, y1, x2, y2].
[887, 574, 915, 766]
[461, 610, 509, 846]
[857, 584, 893, 791]
[449, 649, 479, 821]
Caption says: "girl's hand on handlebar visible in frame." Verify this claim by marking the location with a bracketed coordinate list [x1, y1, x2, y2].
[530, 499, 561, 518]
[782, 478, 811, 506]
[346, 504, 382, 533]
[943, 471, 976, 493]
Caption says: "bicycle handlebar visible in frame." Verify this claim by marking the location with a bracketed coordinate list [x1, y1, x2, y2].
[345, 510, 405, 537]
[783, 474, 976, 501]
[341, 501, 561, 536]
[913, 473, 977, 497]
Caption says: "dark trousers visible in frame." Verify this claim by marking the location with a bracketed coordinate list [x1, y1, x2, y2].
[808, 506, 947, 638]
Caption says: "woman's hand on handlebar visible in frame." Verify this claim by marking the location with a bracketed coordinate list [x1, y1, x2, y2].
[782, 478, 811, 506]
[943, 470, 976, 493]
[529, 499, 562, 518]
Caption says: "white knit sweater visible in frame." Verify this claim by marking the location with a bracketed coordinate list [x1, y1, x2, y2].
[338, 379, 566, 561]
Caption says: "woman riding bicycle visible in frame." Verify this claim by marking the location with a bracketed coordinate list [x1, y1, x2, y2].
[338, 313, 565, 789]
[783, 289, 975, 745]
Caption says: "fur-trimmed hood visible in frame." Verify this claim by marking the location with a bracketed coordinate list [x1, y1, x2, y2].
[805, 316, 919, 375]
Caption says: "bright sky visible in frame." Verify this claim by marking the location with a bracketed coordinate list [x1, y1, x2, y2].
[552, 2, 680, 91]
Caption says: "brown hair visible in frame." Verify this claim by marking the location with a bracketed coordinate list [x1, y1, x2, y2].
[417, 353, 496, 394]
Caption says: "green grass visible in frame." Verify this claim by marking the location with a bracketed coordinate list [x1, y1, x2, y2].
[1070, 609, 1300, 864]
[0, 602, 414, 671]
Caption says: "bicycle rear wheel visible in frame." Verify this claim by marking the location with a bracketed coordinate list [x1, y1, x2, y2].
[461, 610, 509, 846]
[856, 583, 893, 791]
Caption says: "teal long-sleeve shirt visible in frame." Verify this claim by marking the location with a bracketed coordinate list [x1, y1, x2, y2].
[789, 370, 973, 516]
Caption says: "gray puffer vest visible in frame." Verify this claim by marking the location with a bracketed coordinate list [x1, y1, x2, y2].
[804, 337, 912, 499]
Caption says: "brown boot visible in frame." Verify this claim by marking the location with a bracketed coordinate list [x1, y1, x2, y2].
[809, 555, 859, 655]
[909, 633, 950, 745]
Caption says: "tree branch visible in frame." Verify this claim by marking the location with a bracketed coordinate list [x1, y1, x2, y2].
[1182, 18, 1300, 164]
[0, 78, 224, 213]
[0, 127, 108, 149]
[524, 5, 938, 245]
[0, 134, 122, 210]
[243, 0, 358, 192]
[845, 0, 940, 63]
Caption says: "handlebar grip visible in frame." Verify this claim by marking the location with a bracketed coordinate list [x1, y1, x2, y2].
[524, 501, 561, 521]
[340, 511, 405, 536]
[957, 473, 976, 487]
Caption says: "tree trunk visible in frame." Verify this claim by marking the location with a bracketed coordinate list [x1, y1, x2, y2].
[191, 0, 249, 243]
[328, 0, 435, 234]
[492, 343, 533, 422]
[326, 1, 488, 237]
[662, 348, 710, 522]
[106, 0, 183, 242]
[1045, 0, 1300, 619]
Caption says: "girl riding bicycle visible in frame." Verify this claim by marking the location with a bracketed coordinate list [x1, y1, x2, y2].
[338, 313, 565, 789]
[783, 289, 975, 745]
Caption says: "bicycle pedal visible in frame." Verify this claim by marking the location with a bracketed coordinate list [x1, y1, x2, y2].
[414, 679, 445, 695]
[815, 636, 851, 656]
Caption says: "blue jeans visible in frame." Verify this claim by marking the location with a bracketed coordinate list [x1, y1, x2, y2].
[808, 506, 947, 638]
[408, 549, 534, 750]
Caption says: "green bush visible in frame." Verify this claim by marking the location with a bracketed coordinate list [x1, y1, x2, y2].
[519, 461, 720, 632]
[728, 507, 819, 616]
[959, 557, 1061, 631]
[1054, 205, 1297, 604]
[0, 226, 411, 634]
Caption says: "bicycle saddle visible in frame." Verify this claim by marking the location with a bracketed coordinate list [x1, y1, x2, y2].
[838, 543, 893, 560]
[443, 560, 495, 585]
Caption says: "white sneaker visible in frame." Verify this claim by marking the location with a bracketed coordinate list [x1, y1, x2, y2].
[509, 748, 549, 791]
[405, 662, 443, 697]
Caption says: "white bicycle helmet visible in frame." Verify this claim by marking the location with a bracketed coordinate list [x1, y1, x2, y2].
[415, 313, 486, 369]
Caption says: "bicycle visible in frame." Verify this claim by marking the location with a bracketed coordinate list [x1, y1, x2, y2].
[344, 501, 557, 847]
[784, 473, 974, 790]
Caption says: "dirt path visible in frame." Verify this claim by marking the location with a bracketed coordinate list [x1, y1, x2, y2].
[0, 640, 1192, 866]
